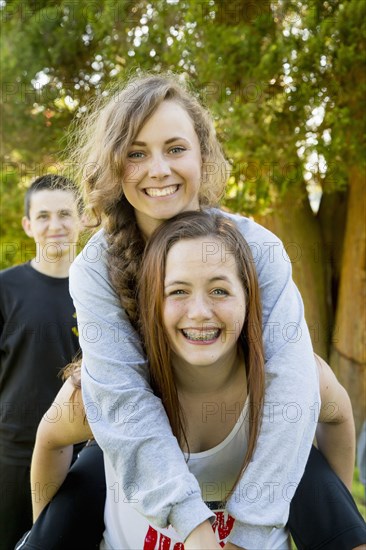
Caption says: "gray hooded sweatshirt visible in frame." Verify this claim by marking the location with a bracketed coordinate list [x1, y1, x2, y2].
[69, 210, 319, 549]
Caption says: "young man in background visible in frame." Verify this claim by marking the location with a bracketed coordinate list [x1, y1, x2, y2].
[0, 174, 82, 549]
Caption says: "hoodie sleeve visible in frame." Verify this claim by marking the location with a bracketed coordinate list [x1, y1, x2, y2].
[69, 230, 214, 541]
[224, 213, 319, 549]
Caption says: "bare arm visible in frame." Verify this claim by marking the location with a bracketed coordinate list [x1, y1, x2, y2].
[30, 377, 93, 521]
[315, 354, 356, 490]
[184, 521, 222, 550]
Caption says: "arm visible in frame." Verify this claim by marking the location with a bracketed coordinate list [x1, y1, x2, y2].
[69, 231, 214, 541]
[224, 214, 319, 549]
[185, 521, 221, 550]
[30, 377, 93, 521]
[315, 354, 355, 490]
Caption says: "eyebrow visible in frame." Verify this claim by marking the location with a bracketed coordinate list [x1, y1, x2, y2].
[165, 275, 232, 288]
[36, 209, 72, 214]
[131, 137, 190, 146]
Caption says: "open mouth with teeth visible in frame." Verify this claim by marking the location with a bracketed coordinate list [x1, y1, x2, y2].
[144, 184, 179, 197]
[181, 328, 221, 342]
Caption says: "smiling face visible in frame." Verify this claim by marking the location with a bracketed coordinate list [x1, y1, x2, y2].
[163, 236, 246, 376]
[22, 189, 81, 260]
[122, 100, 202, 238]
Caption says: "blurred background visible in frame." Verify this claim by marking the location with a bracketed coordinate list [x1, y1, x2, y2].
[1, 0, 365, 464]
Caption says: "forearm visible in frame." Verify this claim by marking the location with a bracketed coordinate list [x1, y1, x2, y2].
[316, 418, 356, 490]
[225, 328, 318, 547]
[184, 520, 221, 550]
[30, 378, 91, 522]
[82, 363, 213, 538]
[31, 442, 73, 521]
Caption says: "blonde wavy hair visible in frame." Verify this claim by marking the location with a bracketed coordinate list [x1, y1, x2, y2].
[71, 72, 230, 230]
[68, 73, 232, 323]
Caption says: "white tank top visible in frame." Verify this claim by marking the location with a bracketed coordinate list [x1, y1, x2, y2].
[100, 398, 290, 549]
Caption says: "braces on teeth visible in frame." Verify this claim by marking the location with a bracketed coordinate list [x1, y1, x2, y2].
[182, 329, 220, 341]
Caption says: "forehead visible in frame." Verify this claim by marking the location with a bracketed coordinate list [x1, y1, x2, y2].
[29, 189, 77, 213]
[165, 237, 239, 278]
[136, 100, 197, 141]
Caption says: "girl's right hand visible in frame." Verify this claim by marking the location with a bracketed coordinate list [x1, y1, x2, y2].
[184, 520, 222, 550]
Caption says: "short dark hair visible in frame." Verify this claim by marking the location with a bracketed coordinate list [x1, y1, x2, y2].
[24, 174, 81, 218]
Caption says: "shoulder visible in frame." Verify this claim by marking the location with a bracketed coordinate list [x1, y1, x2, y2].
[215, 209, 283, 246]
[69, 228, 115, 298]
[70, 229, 108, 278]
[0, 262, 27, 280]
[0, 265, 31, 315]
[38, 377, 93, 446]
[212, 209, 288, 273]
[315, 354, 352, 424]
[73, 228, 108, 267]
[56, 376, 80, 403]
[0, 263, 30, 289]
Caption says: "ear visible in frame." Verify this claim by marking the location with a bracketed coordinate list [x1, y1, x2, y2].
[22, 216, 33, 238]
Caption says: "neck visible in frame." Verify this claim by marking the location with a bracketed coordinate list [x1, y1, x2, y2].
[30, 254, 72, 278]
[135, 212, 163, 240]
[172, 346, 244, 397]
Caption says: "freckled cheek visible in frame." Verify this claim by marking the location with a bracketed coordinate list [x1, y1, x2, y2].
[163, 302, 187, 328]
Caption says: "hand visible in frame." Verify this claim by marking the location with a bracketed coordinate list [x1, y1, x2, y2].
[184, 520, 221, 550]
[224, 543, 246, 550]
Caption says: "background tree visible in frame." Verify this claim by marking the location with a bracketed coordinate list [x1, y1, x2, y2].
[1, 0, 365, 430]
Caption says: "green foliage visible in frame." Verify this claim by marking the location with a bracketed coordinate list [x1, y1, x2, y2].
[280, 0, 366, 189]
[353, 467, 366, 521]
[1, 0, 365, 258]
[0, 165, 35, 269]
[1, 0, 365, 525]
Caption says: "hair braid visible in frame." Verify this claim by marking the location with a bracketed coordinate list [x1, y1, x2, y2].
[106, 197, 145, 331]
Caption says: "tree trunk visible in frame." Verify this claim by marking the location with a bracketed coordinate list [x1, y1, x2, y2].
[255, 187, 330, 358]
[317, 190, 348, 330]
[330, 167, 366, 434]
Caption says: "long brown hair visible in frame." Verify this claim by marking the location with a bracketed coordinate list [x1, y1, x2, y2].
[138, 210, 265, 477]
[70, 72, 230, 324]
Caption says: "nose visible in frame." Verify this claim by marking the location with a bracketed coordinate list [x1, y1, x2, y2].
[148, 154, 171, 179]
[186, 294, 213, 321]
[48, 215, 63, 231]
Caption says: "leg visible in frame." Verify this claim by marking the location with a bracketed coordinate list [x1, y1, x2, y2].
[0, 460, 32, 550]
[15, 442, 106, 550]
[288, 446, 366, 550]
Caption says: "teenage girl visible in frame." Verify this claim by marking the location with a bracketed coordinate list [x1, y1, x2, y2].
[68, 73, 319, 548]
[27, 212, 365, 549]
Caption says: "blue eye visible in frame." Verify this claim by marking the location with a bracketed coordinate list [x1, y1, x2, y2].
[211, 288, 228, 296]
[165, 289, 187, 297]
[128, 151, 145, 159]
[169, 146, 186, 154]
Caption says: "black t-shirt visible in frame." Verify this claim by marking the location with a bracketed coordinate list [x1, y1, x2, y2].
[0, 262, 79, 463]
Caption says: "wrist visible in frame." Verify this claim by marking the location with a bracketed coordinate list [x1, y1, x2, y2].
[184, 520, 220, 550]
